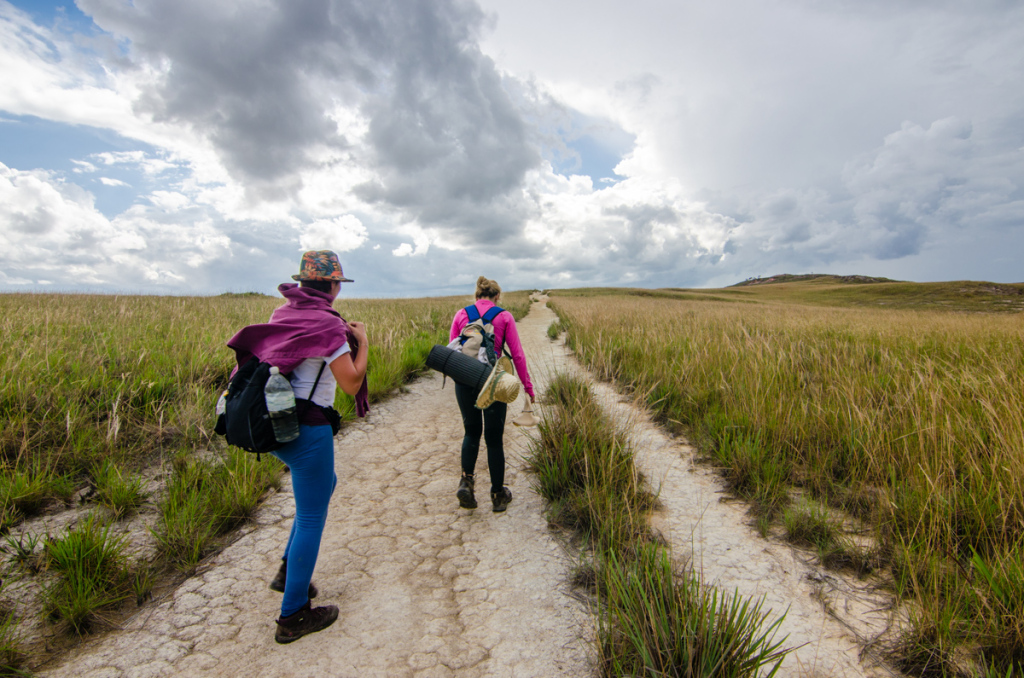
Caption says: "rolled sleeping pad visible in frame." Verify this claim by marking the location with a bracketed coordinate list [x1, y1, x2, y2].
[426, 345, 490, 391]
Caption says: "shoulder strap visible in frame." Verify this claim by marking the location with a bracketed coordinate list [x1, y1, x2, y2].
[481, 306, 504, 324]
[464, 305, 481, 322]
[298, 360, 328, 412]
[309, 360, 328, 400]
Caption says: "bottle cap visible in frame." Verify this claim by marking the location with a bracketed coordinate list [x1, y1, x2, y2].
[270, 366, 279, 375]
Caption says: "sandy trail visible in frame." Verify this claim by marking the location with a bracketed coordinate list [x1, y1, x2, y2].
[40, 301, 590, 678]
[40, 298, 896, 677]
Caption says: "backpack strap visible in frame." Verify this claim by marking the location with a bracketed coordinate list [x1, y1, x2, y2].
[309, 360, 328, 401]
[464, 305, 481, 322]
[298, 360, 328, 413]
[481, 306, 504, 324]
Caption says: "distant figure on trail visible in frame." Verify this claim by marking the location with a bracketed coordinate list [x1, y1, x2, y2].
[448, 276, 535, 512]
[226, 250, 369, 644]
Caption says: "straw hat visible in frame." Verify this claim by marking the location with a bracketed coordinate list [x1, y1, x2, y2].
[475, 356, 521, 409]
[512, 398, 540, 427]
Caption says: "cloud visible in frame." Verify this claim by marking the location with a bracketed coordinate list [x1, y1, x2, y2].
[99, 176, 129, 187]
[299, 215, 368, 253]
[74, 0, 542, 249]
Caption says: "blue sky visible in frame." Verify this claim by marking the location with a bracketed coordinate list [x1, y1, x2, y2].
[1, 0, 1022, 295]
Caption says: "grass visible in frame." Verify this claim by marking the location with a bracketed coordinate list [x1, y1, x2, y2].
[528, 373, 790, 676]
[153, 449, 284, 571]
[0, 608, 23, 677]
[90, 461, 147, 519]
[42, 514, 133, 634]
[548, 283, 1024, 675]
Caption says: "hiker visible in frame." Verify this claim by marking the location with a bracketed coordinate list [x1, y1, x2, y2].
[225, 250, 368, 644]
[449, 276, 535, 512]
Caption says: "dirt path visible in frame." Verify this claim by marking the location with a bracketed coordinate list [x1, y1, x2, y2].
[40, 298, 896, 677]
[39, 301, 590, 678]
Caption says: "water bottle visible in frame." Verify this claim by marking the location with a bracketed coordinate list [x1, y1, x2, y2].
[264, 366, 300, 443]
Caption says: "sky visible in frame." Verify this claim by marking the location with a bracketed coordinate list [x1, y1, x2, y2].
[1, 0, 1022, 296]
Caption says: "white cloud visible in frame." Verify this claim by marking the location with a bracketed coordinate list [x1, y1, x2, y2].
[298, 215, 368, 253]
[99, 177, 130, 187]
[148, 190, 191, 211]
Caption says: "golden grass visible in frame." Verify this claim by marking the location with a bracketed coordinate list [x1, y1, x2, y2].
[549, 289, 1024, 675]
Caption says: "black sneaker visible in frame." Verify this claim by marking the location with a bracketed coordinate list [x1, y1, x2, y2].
[269, 560, 318, 599]
[457, 474, 477, 509]
[275, 601, 339, 644]
[491, 487, 512, 513]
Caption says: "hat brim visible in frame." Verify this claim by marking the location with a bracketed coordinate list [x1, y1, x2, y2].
[291, 275, 355, 282]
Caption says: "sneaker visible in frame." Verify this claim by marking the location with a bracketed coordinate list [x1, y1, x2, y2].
[457, 474, 477, 509]
[275, 601, 339, 644]
[491, 487, 512, 513]
[269, 560, 318, 599]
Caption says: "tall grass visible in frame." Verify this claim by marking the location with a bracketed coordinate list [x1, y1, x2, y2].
[528, 373, 789, 676]
[549, 291, 1024, 675]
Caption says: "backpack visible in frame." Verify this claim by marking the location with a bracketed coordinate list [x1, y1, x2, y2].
[214, 359, 326, 459]
[453, 305, 508, 366]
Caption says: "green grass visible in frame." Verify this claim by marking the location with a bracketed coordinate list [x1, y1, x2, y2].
[599, 545, 789, 678]
[153, 449, 284, 571]
[0, 607, 24, 677]
[90, 460, 147, 519]
[528, 373, 790, 676]
[43, 514, 133, 634]
[548, 282, 1024, 675]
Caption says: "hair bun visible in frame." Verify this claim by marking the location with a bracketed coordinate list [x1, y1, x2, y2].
[474, 276, 502, 300]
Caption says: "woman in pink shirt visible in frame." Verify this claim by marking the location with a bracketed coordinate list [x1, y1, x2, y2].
[449, 277, 535, 513]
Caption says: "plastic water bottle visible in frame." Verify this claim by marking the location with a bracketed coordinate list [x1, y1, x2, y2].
[264, 367, 300, 443]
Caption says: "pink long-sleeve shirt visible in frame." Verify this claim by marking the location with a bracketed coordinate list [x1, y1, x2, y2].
[449, 299, 534, 399]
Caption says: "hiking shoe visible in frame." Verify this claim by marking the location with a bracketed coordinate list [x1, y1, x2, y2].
[491, 487, 512, 513]
[457, 474, 477, 509]
[269, 560, 318, 599]
[275, 601, 339, 644]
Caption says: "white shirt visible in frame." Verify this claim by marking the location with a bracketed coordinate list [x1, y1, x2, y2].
[287, 342, 351, 407]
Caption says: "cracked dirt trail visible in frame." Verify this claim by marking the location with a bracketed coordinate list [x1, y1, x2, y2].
[40, 301, 590, 678]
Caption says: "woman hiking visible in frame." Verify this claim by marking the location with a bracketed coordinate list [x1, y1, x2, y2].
[449, 276, 535, 512]
[226, 250, 369, 644]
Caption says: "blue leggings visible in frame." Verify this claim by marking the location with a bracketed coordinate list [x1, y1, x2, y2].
[271, 424, 337, 617]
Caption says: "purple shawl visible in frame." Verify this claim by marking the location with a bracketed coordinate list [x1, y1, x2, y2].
[226, 283, 369, 417]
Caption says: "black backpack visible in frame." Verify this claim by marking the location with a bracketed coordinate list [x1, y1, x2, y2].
[214, 359, 326, 458]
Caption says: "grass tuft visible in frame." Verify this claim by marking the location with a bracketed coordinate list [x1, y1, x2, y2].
[90, 460, 147, 519]
[153, 450, 284, 571]
[43, 514, 132, 634]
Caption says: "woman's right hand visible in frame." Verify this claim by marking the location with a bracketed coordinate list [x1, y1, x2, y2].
[349, 321, 368, 346]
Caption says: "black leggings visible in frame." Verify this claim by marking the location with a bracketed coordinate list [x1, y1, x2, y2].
[454, 382, 508, 494]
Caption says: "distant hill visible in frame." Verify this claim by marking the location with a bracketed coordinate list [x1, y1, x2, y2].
[730, 273, 899, 287]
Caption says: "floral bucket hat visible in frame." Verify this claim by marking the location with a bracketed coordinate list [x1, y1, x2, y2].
[292, 250, 354, 282]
